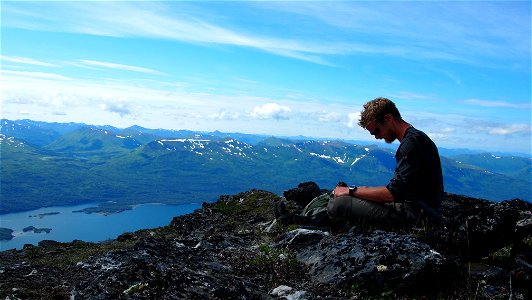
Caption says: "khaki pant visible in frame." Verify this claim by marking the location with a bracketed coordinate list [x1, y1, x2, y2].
[327, 195, 410, 225]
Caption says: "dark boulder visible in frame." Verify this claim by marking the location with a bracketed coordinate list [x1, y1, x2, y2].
[276, 227, 458, 297]
[283, 181, 322, 207]
[424, 194, 532, 259]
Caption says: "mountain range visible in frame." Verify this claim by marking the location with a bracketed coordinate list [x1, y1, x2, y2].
[1, 118, 530, 214]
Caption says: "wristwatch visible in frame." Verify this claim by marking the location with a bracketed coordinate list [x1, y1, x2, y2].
[348, 186, 357, 196]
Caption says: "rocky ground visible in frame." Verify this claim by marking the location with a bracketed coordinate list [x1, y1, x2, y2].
[0, 182, 530, 299]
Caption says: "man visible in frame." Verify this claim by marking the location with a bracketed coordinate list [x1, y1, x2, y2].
[329, 97, 444, 226]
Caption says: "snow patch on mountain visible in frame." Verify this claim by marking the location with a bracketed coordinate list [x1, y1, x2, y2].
[0, 134, 25, 148]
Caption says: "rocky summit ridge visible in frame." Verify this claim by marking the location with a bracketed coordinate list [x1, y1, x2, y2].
[0, 182, 531, 299]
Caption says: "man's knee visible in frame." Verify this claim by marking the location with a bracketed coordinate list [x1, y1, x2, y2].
[327, 195, 352, 219]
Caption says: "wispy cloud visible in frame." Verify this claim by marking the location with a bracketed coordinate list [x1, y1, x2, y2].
[459, 118, 532, 137]
[1, 70, 71, 80]
[487, 124, 531, 136]
[79, 60, 165, 75]
[1, 55, 58, 67]
[318, 111, 343, 123]
[1, 2, 333, 65]
[432, 68, 463, 86]
[209, 110, 239, 120]
[4, 1, 528, 66]
[463, 99, 531, 109]
[389, 91, 436, 101]
[258, 1, 531, 65]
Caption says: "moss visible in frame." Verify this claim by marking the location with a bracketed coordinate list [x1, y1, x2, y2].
[249, 253, 274, 273]
[258, 243, 273, 254]
[409, 227, 428, 238]
[490, 245, 513, 263]
[248, 244, 276, 272]
[211, 201, 241, 215]
[246, 243, 306, 286]
[124, 282, 149, 296]
[211, 191, 277, 217]
[19, 240, 136, 267]
[349, 283, 397, 299]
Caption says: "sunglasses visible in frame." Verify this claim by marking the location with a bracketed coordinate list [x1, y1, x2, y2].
[370, 122, 381, 136]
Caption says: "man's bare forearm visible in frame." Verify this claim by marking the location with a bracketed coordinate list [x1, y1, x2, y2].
[354, 186, 394, 203]
[333, 185, 394, 204]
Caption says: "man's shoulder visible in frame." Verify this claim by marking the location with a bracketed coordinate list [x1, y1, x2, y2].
[404, 126, 426, 138]
[399, 127, 436, 153]
[403, 127, 433, 143]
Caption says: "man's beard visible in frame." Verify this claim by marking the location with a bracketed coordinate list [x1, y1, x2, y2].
[384, 132, 397, 144]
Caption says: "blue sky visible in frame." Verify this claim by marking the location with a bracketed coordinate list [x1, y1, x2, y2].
[1, 1, 530, 154]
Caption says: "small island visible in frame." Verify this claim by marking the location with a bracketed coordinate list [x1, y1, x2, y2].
[73, 204, 132, 216]
[23, 226, 52, 234]
[29, 211, 60, 219]
[0, 227, 15, 241]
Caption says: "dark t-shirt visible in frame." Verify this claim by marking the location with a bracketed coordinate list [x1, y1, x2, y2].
[386, 127, 444, 222]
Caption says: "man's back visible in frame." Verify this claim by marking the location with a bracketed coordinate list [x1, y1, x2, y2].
[389, 127, 443, 222]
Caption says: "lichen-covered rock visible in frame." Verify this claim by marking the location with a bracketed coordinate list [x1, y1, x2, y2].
[276, 227, 456, 296]
[0, 186, 530, 299]
[71, 236, 271, 299]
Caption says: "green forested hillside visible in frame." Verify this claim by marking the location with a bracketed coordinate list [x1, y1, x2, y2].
[1, 121, 530, 214]
[450, 153, 531, 180]
[0, 136, 98, 212]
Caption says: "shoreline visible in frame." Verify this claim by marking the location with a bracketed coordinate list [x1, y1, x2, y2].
[0, 202, 202, 250]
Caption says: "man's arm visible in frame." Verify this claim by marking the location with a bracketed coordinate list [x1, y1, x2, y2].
[333, 185, 394, 203]
[353, 186, 394, 203]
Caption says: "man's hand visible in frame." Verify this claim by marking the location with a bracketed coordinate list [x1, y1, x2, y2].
[333, 186, 350, 198]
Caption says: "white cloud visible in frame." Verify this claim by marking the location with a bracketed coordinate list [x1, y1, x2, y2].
[0, 55, 58, 67]
[6, 1, 528, 67]
[1, 2, 333, 65]
[99, 102, 132, 117]
[389, 91, 436, 101]
[267, 1, 531, 63]
[463, 98, 531, 109]
[318, 111, 343, 122]
[250, 103, 291, 120]
[79, 60, 165, 75]
[209, 110, 239, 120]
[441, 127, 456, 134]
[18, 110, 35, 116]
[1, 70, 71, 80]
[427, 133, 447, 140]
[346, 112, 360, 128]
[486, 124, 531, 136]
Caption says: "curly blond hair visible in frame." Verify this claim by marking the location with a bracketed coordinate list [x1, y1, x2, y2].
[358, 97, 402, 128]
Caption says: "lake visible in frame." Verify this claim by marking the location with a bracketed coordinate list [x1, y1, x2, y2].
[0, 202, 201, 251]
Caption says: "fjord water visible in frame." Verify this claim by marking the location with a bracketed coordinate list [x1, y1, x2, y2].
[0, 202, 201, 251]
